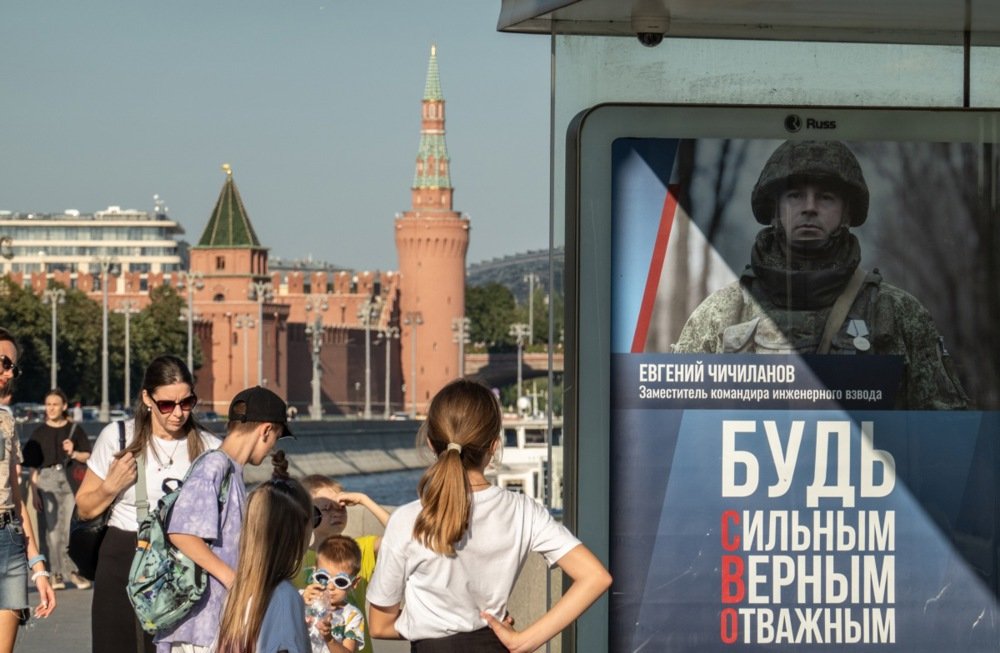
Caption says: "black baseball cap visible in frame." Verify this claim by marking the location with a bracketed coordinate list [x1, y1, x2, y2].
[227, 386, 294, 438]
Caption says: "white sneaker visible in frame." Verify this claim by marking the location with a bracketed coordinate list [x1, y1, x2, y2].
[68, 572, 92, 590]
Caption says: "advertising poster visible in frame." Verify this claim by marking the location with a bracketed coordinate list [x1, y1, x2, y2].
[608, 136, 999, 651]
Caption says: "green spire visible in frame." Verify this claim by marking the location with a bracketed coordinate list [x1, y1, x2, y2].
[197, 165, 263, 248]
[423, 44, 442, 100]
[413, 45, 451, 189]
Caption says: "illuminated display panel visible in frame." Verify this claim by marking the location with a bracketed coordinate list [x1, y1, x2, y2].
[566, 104, 1000, 652]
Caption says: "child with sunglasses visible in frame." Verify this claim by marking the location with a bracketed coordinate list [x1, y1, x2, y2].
[295, 475, 388, 652]
[302, 535, 366, 653]
[77, 354, 221, 653]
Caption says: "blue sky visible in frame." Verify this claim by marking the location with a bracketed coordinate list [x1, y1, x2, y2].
[2, 1, 550, 271]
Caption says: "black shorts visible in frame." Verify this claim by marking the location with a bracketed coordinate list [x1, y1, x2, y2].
[410, 627, 507, 653]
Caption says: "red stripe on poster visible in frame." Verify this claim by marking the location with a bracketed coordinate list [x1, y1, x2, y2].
[631, 184, 680, 353]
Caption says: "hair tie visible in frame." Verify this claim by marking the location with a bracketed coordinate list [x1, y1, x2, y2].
[446, 442, 462, 455]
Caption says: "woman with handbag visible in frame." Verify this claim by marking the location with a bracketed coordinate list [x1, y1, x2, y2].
[0, 327, 56, 653]
[75, 355, 221, 653]
[25, 388, 92, 591]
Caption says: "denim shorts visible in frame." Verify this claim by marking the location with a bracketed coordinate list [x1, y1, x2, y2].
[0, 517, 29, 613]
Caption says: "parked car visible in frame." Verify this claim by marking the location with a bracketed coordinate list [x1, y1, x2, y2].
[109, 409, 130, 421]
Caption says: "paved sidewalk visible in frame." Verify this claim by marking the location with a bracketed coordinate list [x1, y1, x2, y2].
[15, 585, 409, 653]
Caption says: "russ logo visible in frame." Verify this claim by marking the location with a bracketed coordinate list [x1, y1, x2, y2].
[785, 114, 837, 132]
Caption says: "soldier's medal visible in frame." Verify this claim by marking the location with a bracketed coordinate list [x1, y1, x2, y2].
[847, 319, 871, 352]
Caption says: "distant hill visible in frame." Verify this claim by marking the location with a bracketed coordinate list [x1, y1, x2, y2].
[466, 247, 564, 303]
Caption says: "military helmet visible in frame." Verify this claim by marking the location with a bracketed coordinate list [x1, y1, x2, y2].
[751, 140, 869, 226]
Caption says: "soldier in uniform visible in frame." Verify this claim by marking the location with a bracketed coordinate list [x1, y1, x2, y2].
[673, 140, 968, 409]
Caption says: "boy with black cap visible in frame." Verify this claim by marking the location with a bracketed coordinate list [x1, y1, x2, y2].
[155, 386, 293, 653]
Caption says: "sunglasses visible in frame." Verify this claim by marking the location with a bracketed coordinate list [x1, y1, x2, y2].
[312, 505, 322, 529]
[310, 568, 354, 590]
[152, 395, 198, 414]
[0, 355, 21, 379]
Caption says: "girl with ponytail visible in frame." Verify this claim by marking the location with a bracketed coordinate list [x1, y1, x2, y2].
[368, 379, 612, 653]
[214, 456, 312, 653]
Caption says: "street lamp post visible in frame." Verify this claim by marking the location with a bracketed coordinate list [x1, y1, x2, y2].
[358, 296, 381, 420]
[451, 316, 470, 377]
[115, 300, 140, 409]
[248, 281, 273, 386]
[403, 311, 423, 418]
[379, 326, 399, 419]
[509, 322, 530, 406]
[234, 314, 255, 389]
[42, 288, 66, 388]
[177, 271, 204, 373]
[304, 297, 329, 420]
[95, 256, 118, 422]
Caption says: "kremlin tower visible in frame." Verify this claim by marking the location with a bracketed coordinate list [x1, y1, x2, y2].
[395, 46, 469, 415]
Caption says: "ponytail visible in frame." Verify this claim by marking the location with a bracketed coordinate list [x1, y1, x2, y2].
[412, 379, 502, 555]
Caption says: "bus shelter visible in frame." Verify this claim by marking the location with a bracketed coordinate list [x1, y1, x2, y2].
[498, 2, 1000, 651]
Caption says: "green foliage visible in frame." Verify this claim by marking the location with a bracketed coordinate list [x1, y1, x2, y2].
[0, 280, 200, 406]
[131, 285, 202, 390]
[466, 283, 517, 351]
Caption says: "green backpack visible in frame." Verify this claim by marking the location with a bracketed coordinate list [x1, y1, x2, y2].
[127, 449, 234, 634]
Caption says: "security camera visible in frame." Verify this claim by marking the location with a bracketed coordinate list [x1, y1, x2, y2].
[636, 30, 664, 47]
[631, 3, 669, 47]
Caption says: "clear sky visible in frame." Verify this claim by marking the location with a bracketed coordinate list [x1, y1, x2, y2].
[2, 1, 550, 271]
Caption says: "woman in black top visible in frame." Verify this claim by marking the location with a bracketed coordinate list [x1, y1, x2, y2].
[25, 389, 91, 590]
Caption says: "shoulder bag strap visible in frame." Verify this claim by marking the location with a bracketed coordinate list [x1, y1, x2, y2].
[130, 423, 149, 523]
[817, 267, 868, 355]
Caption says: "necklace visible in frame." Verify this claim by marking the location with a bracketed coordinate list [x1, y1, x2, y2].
[470, 481, 491, 488]
[152, 437, 183, 471]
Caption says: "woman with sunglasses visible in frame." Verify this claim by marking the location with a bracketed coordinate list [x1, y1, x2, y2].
[0, 328, 56, 653]
[75, 354, 221, 653]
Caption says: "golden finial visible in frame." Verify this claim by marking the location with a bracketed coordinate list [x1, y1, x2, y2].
[431, 44, 436, 57]
[221, 163, 232, 176]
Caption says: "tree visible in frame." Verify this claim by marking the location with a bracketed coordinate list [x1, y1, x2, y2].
[466, 283, 517, 351]
[130, 285, 202, 395]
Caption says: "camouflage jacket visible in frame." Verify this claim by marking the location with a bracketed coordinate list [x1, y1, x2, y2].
[673, 272, 969, 410]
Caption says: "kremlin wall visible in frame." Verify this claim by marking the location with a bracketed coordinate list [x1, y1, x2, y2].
[4, 47, 467, 416]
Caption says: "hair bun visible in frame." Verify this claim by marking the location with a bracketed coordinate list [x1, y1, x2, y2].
[270, 449, 290, 480]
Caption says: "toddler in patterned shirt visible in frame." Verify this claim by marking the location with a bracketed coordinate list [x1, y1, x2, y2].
[302, 535, 366, 652]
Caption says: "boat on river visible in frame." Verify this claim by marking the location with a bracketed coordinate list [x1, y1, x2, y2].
[488, 416, 564, 510]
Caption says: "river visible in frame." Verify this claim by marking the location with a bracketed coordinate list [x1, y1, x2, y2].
[336, 468, 424, 506]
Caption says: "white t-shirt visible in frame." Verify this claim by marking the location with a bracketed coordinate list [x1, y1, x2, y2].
[87, 420, 222, 531]
[367, 485, 581, 641]
[257, 580, 311, 653]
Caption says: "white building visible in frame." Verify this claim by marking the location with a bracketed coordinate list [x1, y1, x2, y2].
[0, 203, 186, 276]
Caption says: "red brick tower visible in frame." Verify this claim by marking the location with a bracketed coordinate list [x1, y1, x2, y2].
[395, 45, 469, 415]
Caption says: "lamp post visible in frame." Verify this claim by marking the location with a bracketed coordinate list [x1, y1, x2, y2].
[304, 297, 329, 420]
[176, 271, 204, 373]
[94, 256, 119, 422]
[451, 316, 470, 377]
[42, 288, 66, 388]
[524, 272, 538, 345]
[248, 280, 273, 386]
[509, 322, 530, 406]
[379, 326, 399, 419]
[234, 314, 255, 389]
[403, 311, 423, 418]
[115, 300, 140, 409]
[358, 296, 381, 420]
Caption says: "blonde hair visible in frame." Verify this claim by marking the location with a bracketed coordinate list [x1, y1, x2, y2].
[215, 452, 311, 653]
[300, 474, 344, 495]
[413, 379, 502, 555]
